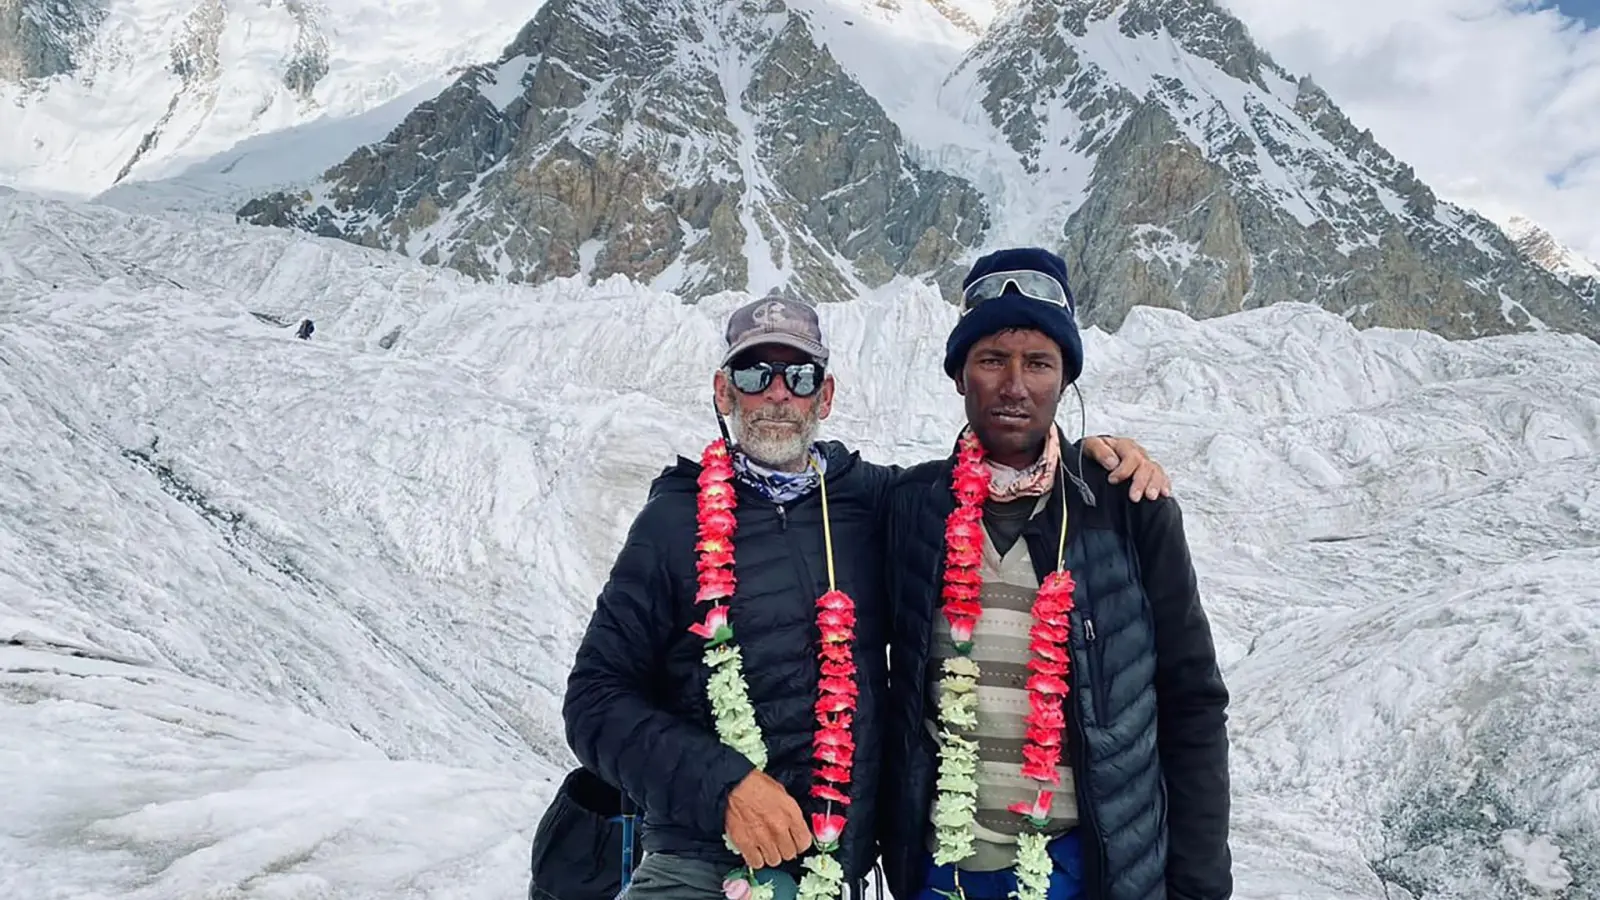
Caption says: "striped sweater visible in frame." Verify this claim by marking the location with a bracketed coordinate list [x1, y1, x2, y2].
[924, 494, 1078, 870]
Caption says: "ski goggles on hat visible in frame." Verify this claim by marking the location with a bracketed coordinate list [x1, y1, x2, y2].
[727, 360, 825, 397]
[960, 269, 1073, 315]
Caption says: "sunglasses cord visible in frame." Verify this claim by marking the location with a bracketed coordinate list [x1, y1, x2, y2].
[1061, 381, 1098, 507]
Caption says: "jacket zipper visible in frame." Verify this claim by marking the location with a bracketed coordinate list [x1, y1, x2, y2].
[1068, 623, 1111, 896]
[1084, 616, 1111, 723]
[899, 474, 953, 884]
[908, 490, 947, 737]
[915, 537, 945, 729]
[917, 471, 954, 731]
[1036, 472, 1108, 895]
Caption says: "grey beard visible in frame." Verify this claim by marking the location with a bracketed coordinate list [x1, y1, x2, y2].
[729, 406, 820, 471]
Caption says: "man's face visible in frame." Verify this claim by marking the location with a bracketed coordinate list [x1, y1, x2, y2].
[713, 344, 834, 470]
[956, 328, 1064, 467]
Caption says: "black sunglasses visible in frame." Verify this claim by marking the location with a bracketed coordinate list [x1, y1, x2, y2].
[727, 360, 824, 398]
[961, 269, 1073, 316]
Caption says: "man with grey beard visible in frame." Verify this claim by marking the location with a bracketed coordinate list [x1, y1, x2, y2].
[559, 291, 1169, 900]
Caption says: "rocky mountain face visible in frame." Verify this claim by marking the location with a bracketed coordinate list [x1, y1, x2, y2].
[0, 0, 108, 82]
[951, 0, 1597, 338]
[239, 0, 991, 302]
[240, 0, 1600, 343]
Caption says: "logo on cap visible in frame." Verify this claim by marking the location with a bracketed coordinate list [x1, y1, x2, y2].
[751, 300, 793, 330]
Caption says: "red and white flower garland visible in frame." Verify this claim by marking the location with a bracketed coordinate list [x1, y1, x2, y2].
[691, 438, 855, 900]
[931, 430, 1076, 900]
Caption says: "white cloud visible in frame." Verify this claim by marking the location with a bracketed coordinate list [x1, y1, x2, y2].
[1221, 0, 1600, 263]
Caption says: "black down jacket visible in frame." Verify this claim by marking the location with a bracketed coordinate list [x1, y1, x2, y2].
[880, 448, 1233, 900]
[564, 440, 893, 884]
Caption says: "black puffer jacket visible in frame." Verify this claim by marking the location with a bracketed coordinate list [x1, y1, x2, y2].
[564, 440, 893, 883]
[880, 447, 1233, 900]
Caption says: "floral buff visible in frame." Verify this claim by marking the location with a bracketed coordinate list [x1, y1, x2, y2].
[984, 424, 1061, 503]
[931, 430, 1076, 900]
[694, 439, 856, 900]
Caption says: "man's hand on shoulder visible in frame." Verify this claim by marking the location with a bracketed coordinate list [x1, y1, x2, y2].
[1081, 434, 1172, 501]
[724, 770, 812, 870]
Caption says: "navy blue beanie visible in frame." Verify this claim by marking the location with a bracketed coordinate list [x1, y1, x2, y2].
[943, 247, 1084, 385]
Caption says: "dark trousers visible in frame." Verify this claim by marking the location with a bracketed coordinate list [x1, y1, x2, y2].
[623, 853, 870, 900]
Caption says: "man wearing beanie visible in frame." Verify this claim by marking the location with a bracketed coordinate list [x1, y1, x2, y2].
[879, 248, 1233, 900]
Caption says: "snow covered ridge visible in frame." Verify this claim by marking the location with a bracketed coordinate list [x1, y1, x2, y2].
[1504, 214, 1600, 286]
[3, 189, 1599, 898]
[0, 0, 546, 192]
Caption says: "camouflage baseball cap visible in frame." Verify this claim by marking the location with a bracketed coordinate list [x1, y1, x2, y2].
[721, 290, 830, 367]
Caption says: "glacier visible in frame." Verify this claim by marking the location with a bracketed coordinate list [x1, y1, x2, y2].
[2, 187, 1598, 899]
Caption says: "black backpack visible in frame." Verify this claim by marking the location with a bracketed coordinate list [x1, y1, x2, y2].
[528, 767, 640, 900]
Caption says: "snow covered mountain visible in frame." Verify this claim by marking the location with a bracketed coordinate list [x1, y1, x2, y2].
[229, 0, 1600, 343]
[7, 0, 1597, 344]
[234, 0, 996, 302]
[5, 187, 1599, 898]
[0, 0, 541, 195]
[1504, 214, 1600, 306]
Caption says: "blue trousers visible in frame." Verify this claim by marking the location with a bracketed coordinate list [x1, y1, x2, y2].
[911, 831, 1083, 900]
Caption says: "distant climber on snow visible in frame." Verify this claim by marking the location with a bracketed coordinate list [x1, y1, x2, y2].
[296, 318, 314, 340]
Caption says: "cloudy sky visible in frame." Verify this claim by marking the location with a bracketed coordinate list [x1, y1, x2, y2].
[1222, 0, 1600, 263]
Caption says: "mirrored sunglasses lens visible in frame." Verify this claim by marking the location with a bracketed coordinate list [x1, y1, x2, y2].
[784, 365, 820, 396]
[963, 271, 1067, 308]
[731, 366, 772, 394]
[1025, 273, 1067, 304]
[965, 277, 1008, 303]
